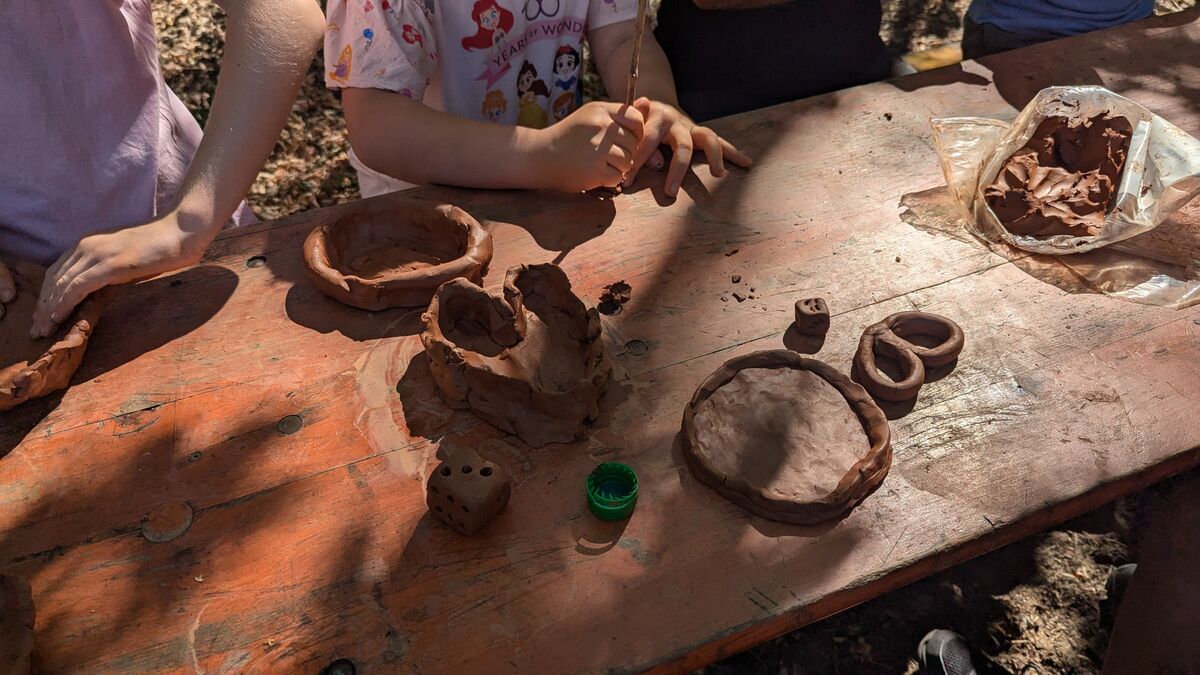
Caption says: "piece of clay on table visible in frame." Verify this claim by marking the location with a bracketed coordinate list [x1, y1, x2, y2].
[681, 350, 892, 525]
[1, 261, 105, 412]
[853, 311, 964, 402]
[303, 198, 493, 311]
[426, 447, 512, 535]
[421, 263, 611, 448]
[0, 574, 35, 675]
[794, 297, 830, 337]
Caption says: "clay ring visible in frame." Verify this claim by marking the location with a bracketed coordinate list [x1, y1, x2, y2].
[853, 312, 964, 402]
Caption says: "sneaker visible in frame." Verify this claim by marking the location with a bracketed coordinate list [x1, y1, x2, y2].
[1100, 563, 1137, 632]
[918, 629, 978, 675]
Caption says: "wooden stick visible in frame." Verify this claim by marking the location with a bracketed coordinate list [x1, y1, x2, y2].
[625, 0, 649, 106]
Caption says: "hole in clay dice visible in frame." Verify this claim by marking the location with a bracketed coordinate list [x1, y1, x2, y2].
[435, 505, 443, 513]
[440, 466, 451, 477]
[480, 467, 494, 477]
[461, 465, 473, 474]
[447, 495, 455, 503]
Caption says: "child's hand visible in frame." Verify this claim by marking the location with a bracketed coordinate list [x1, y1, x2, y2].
[625, 97, 752, 198]
[533, 101, 645, 192]
[0, 259, 14, 321]
[30, 211, 214, 338]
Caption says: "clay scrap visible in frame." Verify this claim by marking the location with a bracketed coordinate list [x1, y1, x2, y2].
[421, 263, 611, 448]
[682, 350, 891, 525]
[853, 311, 964, 402]
[985, 113, 1133, 238]
[598, 280, 632, 315]
[426, 447, 512, 535]
[1, 262, 104, 412]
[303, 199, 492, 310]
[793, 297, 830, 338]
[0, 574, 34, 675]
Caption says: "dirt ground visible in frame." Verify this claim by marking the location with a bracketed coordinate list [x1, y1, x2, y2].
[152, 2, 1196, 672]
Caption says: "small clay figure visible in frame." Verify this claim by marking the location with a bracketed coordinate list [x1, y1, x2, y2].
[0, 574, 34, 675]
[421, 263, 610, 447]
[425, 448, 512, 535]
[1, 261, 105, 412]
[853, 311, 964, 402]
[303, 198, 492, 310]
[793, 298, 830, 338]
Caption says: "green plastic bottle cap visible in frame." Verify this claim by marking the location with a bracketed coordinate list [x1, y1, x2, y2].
[586, 462, 639, 521]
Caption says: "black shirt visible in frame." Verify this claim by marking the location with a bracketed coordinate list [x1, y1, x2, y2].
[655, 0, 892, 121]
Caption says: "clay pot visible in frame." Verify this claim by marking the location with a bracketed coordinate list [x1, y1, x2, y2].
[421, 263, 610, 448]
[1, 262, 104, 412]
[303, 199, 492, 310]
[854, 312, 964, 402]
[682, 350, 891, 525]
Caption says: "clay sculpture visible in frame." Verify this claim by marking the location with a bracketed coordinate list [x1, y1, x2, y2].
[682, 350, 891, 525]
[303, 199, 492, 310]
[985, 113, 1133, 238]
[421, 263, 611, 448]
[426, 447, 512, 535]
[853, 311, 964, 402]
[793, 297, 830, 337]
[1, 262, 104, 412]
[0, 574, 34, 675]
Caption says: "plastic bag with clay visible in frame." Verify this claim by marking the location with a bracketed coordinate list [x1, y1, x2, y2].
[930, 85, 1200, 308]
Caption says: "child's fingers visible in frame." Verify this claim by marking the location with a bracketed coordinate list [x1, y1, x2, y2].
[606, 123, 639, 155]
[608, 104, 646, 139]
[694, 127, 726, 178]
[719, 137, 753, 167]
[0, 258, 14, 305]
[606, 144, 634, 174]
[32, 258, 104, 338]
[599, 165, 626, 189]
[664, 126, 694, 198]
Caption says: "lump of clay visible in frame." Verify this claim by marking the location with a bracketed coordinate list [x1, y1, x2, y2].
[682, 350, 891, 525]
[853, 311, 964, 402]
[985, 113, 1133, 238]
[0, 574, 34, 674]
[1, 262, 104, 412]
[304, 199, 492, 310]
[421, 263, 611, 448]
[793, 297, 830, 337]
[426, 448, 512, 535]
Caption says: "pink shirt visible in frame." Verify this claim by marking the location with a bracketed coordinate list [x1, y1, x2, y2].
[0, 0, 253, 266]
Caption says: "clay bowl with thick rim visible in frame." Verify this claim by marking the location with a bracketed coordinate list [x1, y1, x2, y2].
[420, 263, 610, 448]
[303, 199, 493, 311]
[1, 261, 105, 412]
[681, 350, 892, 525]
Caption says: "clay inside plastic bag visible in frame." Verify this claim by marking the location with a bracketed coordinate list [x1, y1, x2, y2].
[929, 85, 1200, 308]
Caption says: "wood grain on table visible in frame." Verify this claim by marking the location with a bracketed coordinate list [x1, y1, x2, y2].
[3, 10, 1200, 673]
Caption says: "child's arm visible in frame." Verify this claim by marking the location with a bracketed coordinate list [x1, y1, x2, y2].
[343, 90, 644, 192]
[29, 0, 325, 338]
[589, 20, 752, 198]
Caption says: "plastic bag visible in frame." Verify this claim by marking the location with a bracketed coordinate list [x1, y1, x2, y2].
[930, 85, 1200, 308]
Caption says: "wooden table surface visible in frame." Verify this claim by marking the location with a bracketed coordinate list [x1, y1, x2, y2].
[5, 11, 1200, 674]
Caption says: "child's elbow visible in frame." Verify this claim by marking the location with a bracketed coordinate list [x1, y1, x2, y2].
[293, 0, 326, 50]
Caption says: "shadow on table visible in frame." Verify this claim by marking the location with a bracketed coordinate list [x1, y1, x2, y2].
[0, 412, 312, 670]
[1, 265, 239, 457]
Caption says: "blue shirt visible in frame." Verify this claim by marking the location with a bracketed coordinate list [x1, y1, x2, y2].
[968, 0, 1154, 38]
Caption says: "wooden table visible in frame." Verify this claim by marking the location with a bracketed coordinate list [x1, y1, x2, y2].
[5, 11, 1200, 673]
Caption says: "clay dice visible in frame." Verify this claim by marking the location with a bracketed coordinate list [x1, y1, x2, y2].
[794, 298, 830, 338]
[426, 448, 512, 535]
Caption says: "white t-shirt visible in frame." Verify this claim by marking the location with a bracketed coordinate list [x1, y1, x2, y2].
[324, 0, 638, 128]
